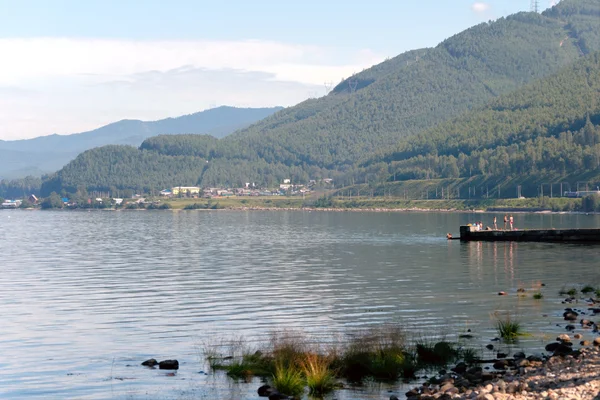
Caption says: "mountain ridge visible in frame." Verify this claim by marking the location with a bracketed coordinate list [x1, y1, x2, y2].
[0, 106, 283, 179]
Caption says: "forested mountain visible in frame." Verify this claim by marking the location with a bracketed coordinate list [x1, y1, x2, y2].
[361, 51, 600, 187]
[0, 106, 282, 179]
[41, 0, 600, 195]
[222, 1, 597, 170]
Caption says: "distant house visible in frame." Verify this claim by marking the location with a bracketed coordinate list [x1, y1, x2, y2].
[61, 197, 70, 204]
[113, 198, 123, 205]
[1, 200, 21, 208]
[171, 186, 201, 196]
[28, 194, 38, 204]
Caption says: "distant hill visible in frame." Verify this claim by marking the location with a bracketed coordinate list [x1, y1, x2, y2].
[0, 106, 283, 179]
[41, 0, 600, 195]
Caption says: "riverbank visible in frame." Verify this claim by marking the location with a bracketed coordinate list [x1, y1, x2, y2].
[160, 196, 584, 213]
[5, 193, 586, 213]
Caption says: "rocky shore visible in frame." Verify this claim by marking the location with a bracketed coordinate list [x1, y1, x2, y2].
[402, 345, 600, 400]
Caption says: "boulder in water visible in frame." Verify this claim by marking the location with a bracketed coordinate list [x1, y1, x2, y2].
[141, 358, 158, 367]
[159, 359, 179, 370]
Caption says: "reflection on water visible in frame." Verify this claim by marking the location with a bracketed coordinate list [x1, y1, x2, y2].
[1, 210, 600, 399]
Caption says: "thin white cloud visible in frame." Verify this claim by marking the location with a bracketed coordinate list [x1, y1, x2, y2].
[471, 2, 491, 14]
[0, 38, 385, 139]
[0, 38, 381, 87]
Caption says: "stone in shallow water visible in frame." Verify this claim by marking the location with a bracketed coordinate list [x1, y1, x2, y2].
[258, 384, 272, 397]
[158, 359, 179, 370]
[141, 358, 158, 367]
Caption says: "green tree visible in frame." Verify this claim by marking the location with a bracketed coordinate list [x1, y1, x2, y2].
[19, 199, 33, 209]
[41, 192, 64, 209]
[582, 195, 600, 212]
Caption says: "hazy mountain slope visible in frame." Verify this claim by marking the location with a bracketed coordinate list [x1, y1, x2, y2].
[0, 106, 282, 178]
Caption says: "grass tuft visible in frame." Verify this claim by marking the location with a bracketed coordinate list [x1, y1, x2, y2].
[492, 312, 523, 342]
[560, 286, 578, 297]
[415, 339, 459, 366]
[338, 325, 409, 382]
[272, 363, 304, 397]
[460, 347, 481, 364]
[582, 285, 596, 294]
[299, 353, 336, 395]
[533, 292, 543, 299]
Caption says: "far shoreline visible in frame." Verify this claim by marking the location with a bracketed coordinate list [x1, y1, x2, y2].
[3, 193, 592, 214]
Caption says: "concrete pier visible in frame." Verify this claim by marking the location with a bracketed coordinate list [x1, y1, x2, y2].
[459, 225, 600, 243]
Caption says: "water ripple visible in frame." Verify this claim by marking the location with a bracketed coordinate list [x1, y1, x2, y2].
[1, 210, 600, 398]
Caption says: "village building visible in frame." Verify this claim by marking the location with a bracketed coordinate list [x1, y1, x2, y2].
[170, 187, 201, 196]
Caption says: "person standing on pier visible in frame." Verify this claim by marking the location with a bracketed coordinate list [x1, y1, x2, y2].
[493, 216, 497, 230]
[503, 214, 508, 230]
[509, 215, 514, 230]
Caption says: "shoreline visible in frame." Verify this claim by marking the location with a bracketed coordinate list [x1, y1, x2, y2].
[3, 206, 594, 215]
[404, 347, 600, 400]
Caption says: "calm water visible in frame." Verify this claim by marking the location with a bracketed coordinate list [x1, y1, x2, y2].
[1, 210, 600, 399]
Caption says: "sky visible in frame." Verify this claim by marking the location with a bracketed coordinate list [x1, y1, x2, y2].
[0, 0, 560, 140]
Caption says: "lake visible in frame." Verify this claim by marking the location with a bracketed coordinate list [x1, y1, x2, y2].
[1, 209, 600, 399]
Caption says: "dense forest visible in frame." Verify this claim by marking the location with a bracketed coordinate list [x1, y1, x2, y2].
[363, 52, 600, 183]
[0, 176, 42, 199]
[38, 0, 600, 197]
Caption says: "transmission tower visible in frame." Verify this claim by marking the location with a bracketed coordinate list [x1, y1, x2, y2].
[530, 0, 539, 13]
[324, 81, 334, 95]
[348, 79, 358, 93]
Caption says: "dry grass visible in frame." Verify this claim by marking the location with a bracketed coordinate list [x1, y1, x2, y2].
[299, 353, 336, 395]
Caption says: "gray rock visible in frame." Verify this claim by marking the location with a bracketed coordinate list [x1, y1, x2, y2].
[158, 359, 179, 370]
[564, 311, 578, 321]
[258, 385, 273, 397]
[545, 342, 560, 352]
[141, 358, 158, 367]
[517, 358, 530, 367]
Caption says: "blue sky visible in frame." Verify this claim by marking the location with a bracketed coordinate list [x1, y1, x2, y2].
[0, 0, 558, 140]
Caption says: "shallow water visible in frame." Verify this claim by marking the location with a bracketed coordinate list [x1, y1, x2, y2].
[1, 210, 599, 399]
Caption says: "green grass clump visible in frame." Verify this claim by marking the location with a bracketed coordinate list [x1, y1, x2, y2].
[338, 326, 410, 382]
[559, 286, 578, 297]
[493, 312, 523, 342]
[224, 361, 254, 379]
[533, 292, 543, 299]
[299, 353, 336, 395]
[415, 339, 459, 366]
[460, 347, 481, 364]
[272, 363, 304, 397]
[582, 285, 596, 294]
